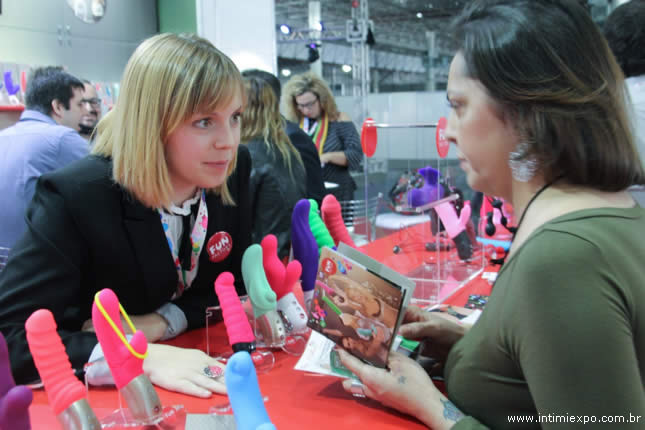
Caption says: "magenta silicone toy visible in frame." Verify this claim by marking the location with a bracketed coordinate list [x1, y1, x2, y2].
[260, 234, 307, 332]
[214, 272, 256, 352]
[0, 332, 32, 430]
[260, 234, 302, 300]
[434, 201, 473, 260]
[91, 289, 148, 389]
[291, 200, 319, 305]
[320, 194, 358, 249]
[24, 309, 87, 416]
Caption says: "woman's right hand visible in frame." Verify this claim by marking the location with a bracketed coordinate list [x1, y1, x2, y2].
[143, 344, 226, 398]
[397, 306, 466, 368]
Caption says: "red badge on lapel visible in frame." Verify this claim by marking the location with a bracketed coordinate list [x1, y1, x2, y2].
[207, 232, 233, 263]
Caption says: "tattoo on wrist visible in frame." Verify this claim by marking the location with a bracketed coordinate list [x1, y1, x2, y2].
[440, 398, 464, 422]
[398, 375, 406, 385]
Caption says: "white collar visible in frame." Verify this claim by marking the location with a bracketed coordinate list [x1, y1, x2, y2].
[167, 189, 202, 216]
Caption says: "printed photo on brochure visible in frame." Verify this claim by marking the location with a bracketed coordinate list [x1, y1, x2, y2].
[307, 246, 413, 368]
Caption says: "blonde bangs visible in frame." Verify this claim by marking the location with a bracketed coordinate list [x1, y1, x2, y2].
[92, 33, 245, 208]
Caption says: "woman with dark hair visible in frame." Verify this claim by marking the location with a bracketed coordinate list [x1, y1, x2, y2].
[337, 1, 645, 428]
[241, 76, 306, 259]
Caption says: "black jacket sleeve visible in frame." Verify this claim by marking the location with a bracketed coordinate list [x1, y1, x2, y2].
[0, 177, 98, 384]
[286, 121, 327, 206]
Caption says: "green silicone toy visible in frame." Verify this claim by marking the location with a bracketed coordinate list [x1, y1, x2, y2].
[241, 244, 277, 318]
[308, 199, 335, 252]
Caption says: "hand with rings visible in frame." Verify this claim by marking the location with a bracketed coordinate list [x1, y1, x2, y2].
[143, 344, 226, 398]
[337, 349, 446, 428]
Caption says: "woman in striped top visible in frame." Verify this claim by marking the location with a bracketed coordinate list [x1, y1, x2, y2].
[282, 72, 363, 204]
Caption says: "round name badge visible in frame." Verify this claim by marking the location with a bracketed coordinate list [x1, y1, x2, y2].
[207, 231, 233, 263]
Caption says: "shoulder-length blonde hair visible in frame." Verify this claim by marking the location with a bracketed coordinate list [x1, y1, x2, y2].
[92, 33, 245, 208]
[282, 71, 340, 122]
[241, 76, 303, 176]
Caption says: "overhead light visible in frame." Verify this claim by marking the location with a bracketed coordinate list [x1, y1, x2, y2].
[314, 21, 324, 31]
[416, 12, 423, 18]
[342, 64, 352, 73]
[307, 43, 320, 63]
[279, 24, 291, 35]
[281, 69, 292, 77]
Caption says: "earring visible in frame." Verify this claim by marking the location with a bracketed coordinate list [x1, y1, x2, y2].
[508, 142, 538, 182]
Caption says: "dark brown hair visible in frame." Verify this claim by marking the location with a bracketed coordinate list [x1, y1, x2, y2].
[451, 0, 645, 189]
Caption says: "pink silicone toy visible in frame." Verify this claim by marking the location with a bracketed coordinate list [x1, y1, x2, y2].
[321, 194, 358, 249]
[260, 235, 302, 300]
[214, 272, 255, 349]
[434, 201, 474, 260]
[24, 309, 86, 416]
[434, 201, 471, 239]
[91, 289, 148, 389]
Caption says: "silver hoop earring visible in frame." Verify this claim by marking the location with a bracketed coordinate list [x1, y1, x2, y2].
[508, 142, 538, 182]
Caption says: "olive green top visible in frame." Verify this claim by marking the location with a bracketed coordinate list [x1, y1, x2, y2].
[445, 207, 645, 429]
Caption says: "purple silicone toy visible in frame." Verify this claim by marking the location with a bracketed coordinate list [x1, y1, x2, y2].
[407, 166, 444, 207]
[0, 332, 33, 430]
[291, 199, 319, 307]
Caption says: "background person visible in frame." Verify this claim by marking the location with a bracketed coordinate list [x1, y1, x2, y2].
[0, 66, 88, 249]
[604, 0, 645, 167]
[241, 75, 307, 259]
[78, 80, 102, 141]
[282, 72, 363, 206]
[241, 69, 326, 206]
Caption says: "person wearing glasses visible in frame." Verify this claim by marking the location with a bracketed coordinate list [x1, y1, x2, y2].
[78, 80, 102, 141]
[0, 66, 89, 249]
[283, 72, 362, 206]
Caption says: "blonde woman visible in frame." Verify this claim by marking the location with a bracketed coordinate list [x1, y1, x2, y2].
[0, 33, 252, 398]
[242, 76, 306, 259]
[282, 72, 362, 204]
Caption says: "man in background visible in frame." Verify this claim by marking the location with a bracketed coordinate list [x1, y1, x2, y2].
[79, 80, 101, 141]
[241, 69, 327, 206]
[605, 0, 645, 162]
[0, 66, 89, 249]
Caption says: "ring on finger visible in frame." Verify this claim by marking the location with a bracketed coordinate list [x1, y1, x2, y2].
[349, 379, 366, 398]
[203, 365, 224, 380]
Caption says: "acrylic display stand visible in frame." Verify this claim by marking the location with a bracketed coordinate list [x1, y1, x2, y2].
[83, 361, 187, 428]
[205, 302, 308, 368]
[357, 118, 485, 306]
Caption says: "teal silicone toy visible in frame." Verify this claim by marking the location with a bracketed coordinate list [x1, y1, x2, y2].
[308, 199, 335, 252]
[226, 351, 275, 430]
[242, 244, 277, 318]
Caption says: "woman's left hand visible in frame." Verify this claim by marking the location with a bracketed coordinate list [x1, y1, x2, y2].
[338, 349, 438, 423]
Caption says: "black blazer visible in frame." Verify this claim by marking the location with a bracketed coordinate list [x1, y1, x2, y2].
[285, 120, 326, 206]
[0, 148, 252, 384]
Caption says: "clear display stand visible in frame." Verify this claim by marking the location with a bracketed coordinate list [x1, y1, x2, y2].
[205, 299, 308, 373]
[357, 119, 485, 306]
[83, 361, 187, 428]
